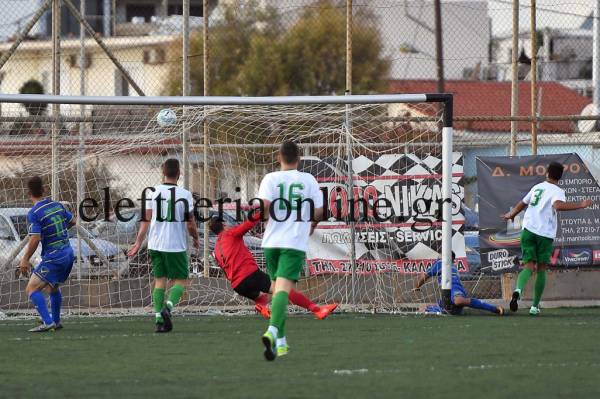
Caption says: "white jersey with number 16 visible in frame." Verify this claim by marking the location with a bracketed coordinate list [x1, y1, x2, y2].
[258, 170, 323, 252]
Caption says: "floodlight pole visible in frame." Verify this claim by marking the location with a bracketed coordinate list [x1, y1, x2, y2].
[510, 0, 519, 156]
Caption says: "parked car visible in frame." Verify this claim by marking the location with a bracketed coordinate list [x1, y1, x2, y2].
[464, 230, 482, 275]
[88, 207, 264, 276]
[0, 208, 129, 278]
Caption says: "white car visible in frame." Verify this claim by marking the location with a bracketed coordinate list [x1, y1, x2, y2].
[0, 208, 129, 279]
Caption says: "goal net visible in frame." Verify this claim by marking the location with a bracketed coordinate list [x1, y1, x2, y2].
[0, 94, 495, 317]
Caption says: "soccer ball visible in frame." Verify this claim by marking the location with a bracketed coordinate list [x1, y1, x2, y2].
[157, 108, 177, 127]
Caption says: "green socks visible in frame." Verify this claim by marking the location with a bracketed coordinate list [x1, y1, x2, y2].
[515, 268, 546, 307]
[153, 288, 165, 323]
[532, 270, 547, 307]
[167, 284, 185, 310]
[516, 268, 533, 293]
[269, 291, 289, 338]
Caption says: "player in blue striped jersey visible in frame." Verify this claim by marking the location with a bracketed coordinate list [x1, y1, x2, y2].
[19, 177, 75, 332]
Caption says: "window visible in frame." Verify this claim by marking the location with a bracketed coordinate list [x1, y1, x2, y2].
[168, 5, 203, 17]
[126, 4, 155, 22]
[114, 70, 129, 96]
[0, 216, 16, 240]
[9, 215, 28, 240]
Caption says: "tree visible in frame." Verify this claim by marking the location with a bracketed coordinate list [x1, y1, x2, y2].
[163, 0, 389, 96]
[19, 79, 48, 116]
[280, 0, 389, 95]
[163, 0, 282, 96]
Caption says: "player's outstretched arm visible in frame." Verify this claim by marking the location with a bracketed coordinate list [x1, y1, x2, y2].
[553, 199, 593, 211]
[502, 201, 526, 221]
[127, 209, 152, 257]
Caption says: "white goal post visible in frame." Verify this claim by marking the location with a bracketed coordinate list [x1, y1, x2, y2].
[0, 93, 455, 316]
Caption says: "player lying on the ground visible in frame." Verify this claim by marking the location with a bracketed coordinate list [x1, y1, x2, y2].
[414, 253, 504, 315]
[208, 213, 337, 321]
[502, 161, 592, 316]
[128, 159, 200, 333]
[19, 176, 76, 332]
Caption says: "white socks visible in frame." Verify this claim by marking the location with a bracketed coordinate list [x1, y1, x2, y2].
[267, 325, 278, 338]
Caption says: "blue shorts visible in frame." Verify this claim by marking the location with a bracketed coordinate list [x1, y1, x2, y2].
[451, 283, 467, 302]
[33, 249, 75, 287]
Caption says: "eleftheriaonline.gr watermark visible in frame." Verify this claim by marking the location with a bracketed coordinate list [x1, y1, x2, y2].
[78, 186, 460, 232]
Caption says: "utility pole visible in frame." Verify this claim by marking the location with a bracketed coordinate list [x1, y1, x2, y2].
[594, 0, 600, 110]
[434, 0, 445, 93]
[510, 0, 519, 156]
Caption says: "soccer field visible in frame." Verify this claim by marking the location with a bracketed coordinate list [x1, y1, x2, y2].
[1, 309, 600, 399]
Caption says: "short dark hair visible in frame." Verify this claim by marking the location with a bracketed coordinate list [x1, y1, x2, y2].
[279, 141, 300, 165]
[547, 162, 564, 181]
[163, 158, 180, 179]
[208, 216, 225, 235]
[27, 176, 44, 197]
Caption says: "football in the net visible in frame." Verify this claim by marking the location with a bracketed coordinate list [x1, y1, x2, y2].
[157, 108, 177, 127]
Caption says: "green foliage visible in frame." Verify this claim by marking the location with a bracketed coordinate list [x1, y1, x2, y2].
[163, 0, 389, 96]
[18, 79, 47, 116]
[0, 161, 126, 213]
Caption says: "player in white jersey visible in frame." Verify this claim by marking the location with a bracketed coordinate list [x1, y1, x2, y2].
[258, 141, 324, 360]
[128, 159, 199, 332]
[502, 162, 592, 315]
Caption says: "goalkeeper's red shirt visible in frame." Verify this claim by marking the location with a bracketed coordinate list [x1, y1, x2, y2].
[213, 218, 260, 288]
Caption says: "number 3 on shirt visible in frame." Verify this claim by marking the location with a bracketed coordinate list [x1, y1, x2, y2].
[277, 182, 304, 210]
[530, 188, 544, 207]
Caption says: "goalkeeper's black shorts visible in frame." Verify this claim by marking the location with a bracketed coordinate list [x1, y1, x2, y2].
[233, 270, 271, 300]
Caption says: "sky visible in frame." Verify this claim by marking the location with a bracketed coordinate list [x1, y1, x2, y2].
[487, 0, 594, 35]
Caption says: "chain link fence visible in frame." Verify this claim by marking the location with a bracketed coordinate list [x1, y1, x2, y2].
[0, 0, 598, 314]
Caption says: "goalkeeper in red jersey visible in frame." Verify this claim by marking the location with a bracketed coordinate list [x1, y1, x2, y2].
[208, 212, 337, 322]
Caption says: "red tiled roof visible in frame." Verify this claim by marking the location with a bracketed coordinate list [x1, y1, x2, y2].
[388, 80, 591, 133]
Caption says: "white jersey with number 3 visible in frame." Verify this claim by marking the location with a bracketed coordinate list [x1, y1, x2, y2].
[522, 181, 566, 239]
[258, 170, 323, 252]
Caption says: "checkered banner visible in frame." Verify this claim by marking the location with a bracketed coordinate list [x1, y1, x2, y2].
[298, 153, 466, 276]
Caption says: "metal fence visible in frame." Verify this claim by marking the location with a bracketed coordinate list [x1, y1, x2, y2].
[0, 1, 599, 314]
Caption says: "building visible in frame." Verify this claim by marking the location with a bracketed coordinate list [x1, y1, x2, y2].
[388, 79, 596, 207]
[260, 0, 491, 81]
[0, 0, 208, 40]
[491, 25, 593, 97]
[0, 35, 177, 99]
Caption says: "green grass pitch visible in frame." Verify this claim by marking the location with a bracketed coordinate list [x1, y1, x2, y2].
[1, 308, 600, 398]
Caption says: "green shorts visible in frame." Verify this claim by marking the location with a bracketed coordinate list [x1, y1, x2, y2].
[520, 228, 554, 265]
[149, 250, 189, 280]
[263, 248, 306, 282]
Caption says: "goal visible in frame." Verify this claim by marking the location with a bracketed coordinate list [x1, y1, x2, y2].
[0, 93, 459, 317]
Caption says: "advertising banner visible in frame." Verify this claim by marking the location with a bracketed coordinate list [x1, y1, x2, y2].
[299, 153, 466, 275]
[477, 153, 600, 274]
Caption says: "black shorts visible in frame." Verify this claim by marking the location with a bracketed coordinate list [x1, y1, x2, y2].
[233, 270, 272, 300]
